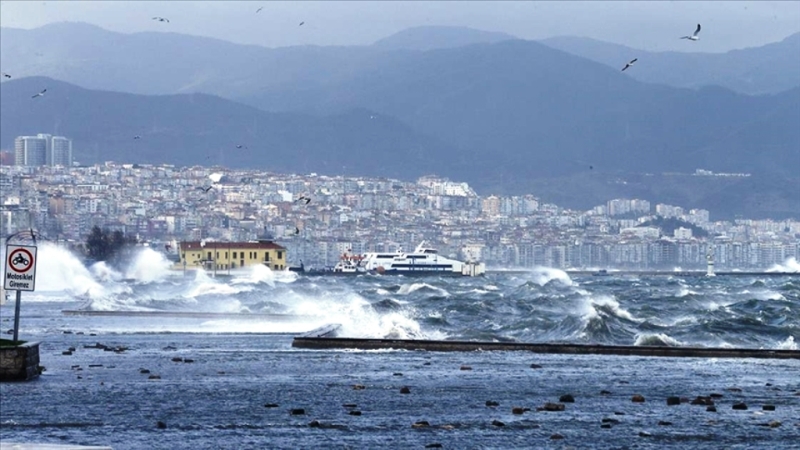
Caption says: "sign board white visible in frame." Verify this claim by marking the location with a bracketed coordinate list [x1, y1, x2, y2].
[4, 244, 37, 291]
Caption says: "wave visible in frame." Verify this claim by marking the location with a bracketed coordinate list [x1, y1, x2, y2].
[767, 257, 800, 273]
[634, 333, 683, 347]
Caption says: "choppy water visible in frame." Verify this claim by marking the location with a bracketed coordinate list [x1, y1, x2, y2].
[1, 244, 799, 449]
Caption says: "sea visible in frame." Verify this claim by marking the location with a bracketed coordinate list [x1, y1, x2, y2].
[1, 244, 799, 449]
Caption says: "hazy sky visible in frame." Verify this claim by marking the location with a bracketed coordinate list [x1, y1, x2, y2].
[0, 1, 798, 52]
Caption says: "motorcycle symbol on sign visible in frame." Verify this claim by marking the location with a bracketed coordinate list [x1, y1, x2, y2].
[12, 253, 29, 267]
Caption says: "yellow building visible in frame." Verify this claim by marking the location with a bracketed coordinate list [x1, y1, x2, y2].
[177, 239, 287, 272]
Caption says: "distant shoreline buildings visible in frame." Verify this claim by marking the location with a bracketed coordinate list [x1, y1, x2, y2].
[14, 134, 73, 167]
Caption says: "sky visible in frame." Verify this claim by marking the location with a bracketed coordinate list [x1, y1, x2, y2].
[0, 1, 798, 53]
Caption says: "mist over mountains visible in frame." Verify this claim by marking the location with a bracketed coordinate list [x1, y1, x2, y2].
[1, 23, 798, 219]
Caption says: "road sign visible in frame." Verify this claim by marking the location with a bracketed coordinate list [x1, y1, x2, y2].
[4, 244, 37, 291]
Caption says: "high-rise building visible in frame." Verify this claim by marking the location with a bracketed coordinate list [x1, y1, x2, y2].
[13, 134, 73, 167]
[49, 136, 73, 166]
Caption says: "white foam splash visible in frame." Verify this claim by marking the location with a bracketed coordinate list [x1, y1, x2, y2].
[24, 243, 109, 299]
[124, 247, 174, 283]
[230, 264, 298, 287]
[579, 295, 641, 323]
[633, 333, 683, 347]
[776, 336, 797, 350]
[528, 266, 574, 286]
[767, 257, 800, 273]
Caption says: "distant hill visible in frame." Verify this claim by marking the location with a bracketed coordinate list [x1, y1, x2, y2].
[540, 33, 800, 95]
[372, 26, 517, 51]
[0, 77, 459, 180]
[240, 39, 799, 181]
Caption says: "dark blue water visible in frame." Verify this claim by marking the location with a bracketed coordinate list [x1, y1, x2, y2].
[1, 245, 799, 448]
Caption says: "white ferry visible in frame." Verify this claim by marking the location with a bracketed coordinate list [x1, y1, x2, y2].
[358, 242, 485, 277]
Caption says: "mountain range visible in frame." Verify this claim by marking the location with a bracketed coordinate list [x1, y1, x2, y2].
[1, 23, 798, 219]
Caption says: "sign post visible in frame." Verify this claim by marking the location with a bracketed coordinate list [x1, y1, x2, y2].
[4, 244, 38, 341]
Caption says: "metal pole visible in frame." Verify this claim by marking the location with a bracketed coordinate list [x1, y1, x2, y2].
[13, 290, 22, 341]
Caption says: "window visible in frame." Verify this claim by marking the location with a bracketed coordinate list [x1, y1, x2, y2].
[233, 252, 237, 259]
[225, 252, 228, 259]
[277, 251, 283, 259]
[207, 251, 211, 260]
[265, 252, 270, 261]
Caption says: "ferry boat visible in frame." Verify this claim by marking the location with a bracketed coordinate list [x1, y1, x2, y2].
[359, 242, 484, 276]
[293, 242, 485, 277]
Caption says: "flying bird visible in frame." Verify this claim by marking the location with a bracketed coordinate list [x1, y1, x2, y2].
[621, 58, 638, 71]
[256, 7, 263, 13]
[2, 72, 10, 79]
[133, 135, 141, 140]
[152, 17, 170, 23]
[681, 24, 701, 41]
[235, 144, 247, 149]
[196, 186, 214, 193]
[31, 88, 47, 99]
[299, 21, 305, 26]
[294, 227, 300, 235]
[295, 195, 311, 204]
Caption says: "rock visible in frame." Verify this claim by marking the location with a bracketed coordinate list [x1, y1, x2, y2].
[762, 405, 776, 411]
[726, 387, 743, 393]
[412, 421, 430, 428]
[440, 424, 455, 430]
[709, 393, 724, 398]
[602, 418, 620, 424]
[658, 421, 672, 426]
[639, 431, 652, 437]
[393, 372, 403, 376]
[89, 333, 96, 336]
[559, 394, 575, 403]
[691, 396, 714, 406]
[264, 403, 279, 408]
[614, 411, 626, 415]
[400, 386, 411, 394]
[485, 400, 499, 407]
[183, 359, 194, 363]
[423, 362, 431, 366]
[71, 365, 80, 370]
[769, 421, 781, 428]
[550, 434, 564, 440]
[63, 330, 73, 334]
[538, 402, 565, 412]
[530, 364, 543, 369]
[666, 396, 681, 406]
[600, 390, 612, 395]
[290, 409, 305, 415]
[460, 365, 472, 371]
[349, 410, 362, 416]
[706, 406, 717, 412]
[343, 404, 357, 408]
[353, 384, 366, 390]
[425, 444, 443, 449]
[601, 423, 612, 428]
[89, 364, 103, 368]
[512, 407, 525, 415]
[156, 421, 167, 429]
[492, 420, 505, 427]
[308, 420, 320, 427]
[148, 375, 161, 380]
[68, 347, 76, 352]
[76, 332, 84, 335]
[732, 402, 748, 410]
[631, 394, 645, 403]
[766, 383, 772, 386]
[62, 351, 72, 355]
[139, 369, 150, 374]
[163, 345, 177, 350]
[171, 357, 183, 362]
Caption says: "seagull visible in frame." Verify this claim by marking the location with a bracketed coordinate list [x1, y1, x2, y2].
[299, 21, 305, 26]
[681, 24, 701, 41]
[31, 89, 47, 99]
[196, 186, 214, 193]
[621, 58, 638, 71]
[2, 72, 10, 79]
[152, 17, 170, 23]
[295, 195, 311, 204]
[235, 144, 247, 149]
[294, 227, 300, 235]
[133, 135, 141, 140]
[256, 7, 263, 13]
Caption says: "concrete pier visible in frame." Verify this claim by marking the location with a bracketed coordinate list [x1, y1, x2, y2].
[292, 336, 800, 359]
[0, 341, 42, 381]
[61, 310, 320, 321]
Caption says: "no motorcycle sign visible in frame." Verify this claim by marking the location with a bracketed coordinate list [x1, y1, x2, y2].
[4, 244, 38, 291]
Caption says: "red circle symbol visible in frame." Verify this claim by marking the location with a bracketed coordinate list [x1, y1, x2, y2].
[8, 248, 34, 273]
